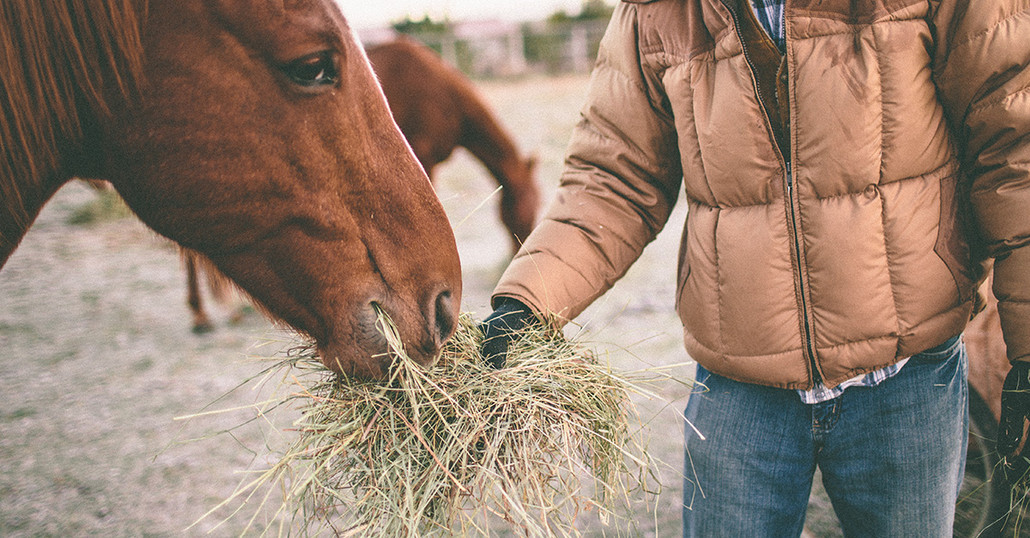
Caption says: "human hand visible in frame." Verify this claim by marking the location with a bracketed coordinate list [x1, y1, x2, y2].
[999, 361, 1030, 483]
[479, 297, 536, 368]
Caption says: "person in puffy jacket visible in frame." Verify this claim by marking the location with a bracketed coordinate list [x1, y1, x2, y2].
[481, 0, 1030, 535]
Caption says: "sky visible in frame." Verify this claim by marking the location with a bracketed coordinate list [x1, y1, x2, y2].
[340, 1, 594, 29]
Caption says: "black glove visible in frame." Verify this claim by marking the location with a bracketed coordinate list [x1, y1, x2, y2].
[999, 361, 1030, 483]
[480, 297, 537, 368]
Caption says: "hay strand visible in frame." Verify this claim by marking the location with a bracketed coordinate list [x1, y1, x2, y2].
[205, 310, 661, 536]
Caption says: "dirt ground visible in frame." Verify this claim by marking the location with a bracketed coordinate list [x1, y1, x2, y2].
[1, 73, 870, 537]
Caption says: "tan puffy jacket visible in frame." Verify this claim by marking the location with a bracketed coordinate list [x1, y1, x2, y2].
[493, 0, 1030, 389]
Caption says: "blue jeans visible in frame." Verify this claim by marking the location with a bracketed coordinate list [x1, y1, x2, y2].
[682, 335, 967, 537]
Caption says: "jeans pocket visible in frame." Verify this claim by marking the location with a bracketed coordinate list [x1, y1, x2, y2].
[910, 334, 962, 363]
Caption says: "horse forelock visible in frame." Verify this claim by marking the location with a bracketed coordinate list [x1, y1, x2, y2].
[0, 0, 147, 245]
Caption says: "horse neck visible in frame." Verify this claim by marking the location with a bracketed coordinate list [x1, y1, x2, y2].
[456, 94, 527, 187]
[0, 0, 147, 261]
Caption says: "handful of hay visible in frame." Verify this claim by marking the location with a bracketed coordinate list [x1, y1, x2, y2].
[207, 310, 656, 536]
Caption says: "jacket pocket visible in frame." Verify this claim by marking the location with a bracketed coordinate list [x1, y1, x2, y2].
[675, 212, 692, 306]
[934, 175, 975, 302]
[675, 256, 692, 315]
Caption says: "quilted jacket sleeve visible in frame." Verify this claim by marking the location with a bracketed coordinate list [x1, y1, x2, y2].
[932, 0, 1030, 361]
[491, 2, 683, 324]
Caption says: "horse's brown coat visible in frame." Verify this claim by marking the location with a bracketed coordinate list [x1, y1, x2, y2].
[1, 0, 462, 378]
[368, 38, 540, 253]
[966, 270, 1011, 423]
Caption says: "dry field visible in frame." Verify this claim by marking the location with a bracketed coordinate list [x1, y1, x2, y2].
[1, 73, 970, 536]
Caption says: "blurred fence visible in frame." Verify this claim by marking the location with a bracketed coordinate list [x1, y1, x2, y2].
[360, 19, 610, 78]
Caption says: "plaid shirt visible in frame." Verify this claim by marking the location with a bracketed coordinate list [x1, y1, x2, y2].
[746, 0, 907, 402]
[749, 0, 786, 52]
[798, 360, 909, 404]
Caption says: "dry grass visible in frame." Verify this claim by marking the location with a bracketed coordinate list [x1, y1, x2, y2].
[198, 310, 666, 537]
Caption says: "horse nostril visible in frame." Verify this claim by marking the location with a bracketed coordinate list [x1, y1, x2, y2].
[432, 289, 457, 345]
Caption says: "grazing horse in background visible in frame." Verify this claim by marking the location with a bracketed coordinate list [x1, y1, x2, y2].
[0, 0, 462, 378]
[966, 267, 1010, 424]
[367, 38, 541, 254]
[183, 249, 250, 333]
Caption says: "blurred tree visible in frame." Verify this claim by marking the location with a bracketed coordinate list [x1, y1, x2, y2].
[526, 0, 613, 73]
[577, 0, 615, 20]
[392, 15, 450, 35]
[547, 0, 614, 23]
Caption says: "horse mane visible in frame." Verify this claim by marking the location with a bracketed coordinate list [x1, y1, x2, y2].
[0, 0, 147, 239]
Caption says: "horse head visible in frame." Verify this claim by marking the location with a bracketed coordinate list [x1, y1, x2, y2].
[51, 0, 461, 377]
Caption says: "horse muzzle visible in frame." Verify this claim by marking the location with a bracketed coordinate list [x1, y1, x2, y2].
[318, 286, 459, 378]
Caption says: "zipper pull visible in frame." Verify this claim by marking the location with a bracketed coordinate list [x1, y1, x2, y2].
[786, 160, 793, 191]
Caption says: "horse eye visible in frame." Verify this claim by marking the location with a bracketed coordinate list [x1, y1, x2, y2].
[283, 51, 338, 87]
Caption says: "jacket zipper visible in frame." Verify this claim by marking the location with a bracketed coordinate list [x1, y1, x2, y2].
[721, 0, 822, 384]
[785, 161, 821, 382]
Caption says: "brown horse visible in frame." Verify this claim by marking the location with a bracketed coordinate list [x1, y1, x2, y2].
[181, 37, 541, 334]
[367, 38, 541, 254]
[0, 0, 462, 378]
[966, 269, 1010, 424]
